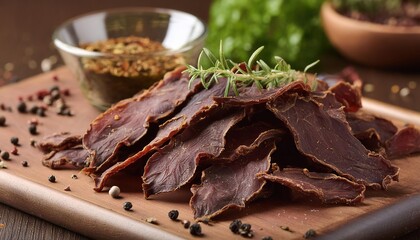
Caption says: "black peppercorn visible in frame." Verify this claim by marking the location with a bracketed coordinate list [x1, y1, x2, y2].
[48, 175, 56, 183]
[29, 105, 39, 114]
[10, 137, 19, 146]
[229, 219, 242, 234]
[304, 229, 317, 239]
[181, 220, 190, 229]
[1, 151, 10, 160]
[123, 202, 133, 211]
[29, 124, 37, 135]
[262, 237, 273, 240]
[189, 223, 202, 236]
[0, 116, 6, 126]
[21, 161, 28, 167]
[17, 101, 27, 113]
[36, 107, 46, 117]
[168, 210, 179, 221]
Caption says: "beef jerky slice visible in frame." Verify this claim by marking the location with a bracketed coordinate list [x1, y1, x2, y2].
[267, 93, 399, 189]
[142, 110, 246, 198]
[83, 67, 200, 173]
[37, 132, 82, 153]
[258, 167, 365, 204]
[42, 147, 89, 170]
[386, 125, 420, 159]
[93, 79, 229, 191]
[190, 130, 281, 220]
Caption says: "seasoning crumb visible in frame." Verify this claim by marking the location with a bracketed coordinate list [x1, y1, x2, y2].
[48, 175, 56, 183]
[280, 225, 293, 232]
[146, 217, 158, 224]
[29, 124, 38, 135]
[114, 114, 120, 121]
[189, 223, 202, 236]
[123, 202, 133, 211]
[11, 147, 18, 155]
[304, 229, 317, 239]
[229, 219, 242, 234]
[21, 160, 28, 167]
[71, 174, 78, 179]
[0, 116, 6, 126]
[262, 236, 273, 240]
[181, 220, 190, 229]
[108, 185, 121, 198]
[1, 151, 10, 160]
[17, 101, 27, 113]
[10, 137, 19, 146]
[64, 186, 71, 191]
[168, 210, 179, 221]
[30, 139, 37, 147]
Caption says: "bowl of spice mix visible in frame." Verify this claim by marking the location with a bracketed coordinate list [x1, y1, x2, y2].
[53, 8, 207, 110]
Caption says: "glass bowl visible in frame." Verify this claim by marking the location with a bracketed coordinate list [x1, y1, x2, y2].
[53, 8, 207, 111]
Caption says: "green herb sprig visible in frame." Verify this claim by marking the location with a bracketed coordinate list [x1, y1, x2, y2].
[184, 42, 319, 96]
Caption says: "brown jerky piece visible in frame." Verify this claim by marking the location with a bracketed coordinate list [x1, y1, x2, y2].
[43, 146, 89, 170]
[92, 78, 229, 191]
[37, 132, 82, 153]
[190, 130, 281, 220]
[258, 167, 366, 204]
[267, 93, 399, 189]
[386, 125, 420, 159]
[83, 67, 200, 173]
[142, 109, 246, 198]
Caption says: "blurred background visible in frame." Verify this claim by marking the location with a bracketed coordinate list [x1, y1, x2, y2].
[0, 0, 419, 112]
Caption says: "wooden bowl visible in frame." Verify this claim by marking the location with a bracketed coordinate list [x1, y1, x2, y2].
[321, 2, 420, 69]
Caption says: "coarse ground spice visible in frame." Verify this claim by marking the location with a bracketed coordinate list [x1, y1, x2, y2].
[123, 202, 133, 211]
[1, 151, 10, 160]
[48, 175, 56, 183]
[189, 223, 202, 236]
[0, 116, 6, 126]
[304, 229, 317, 239]
[168, 210, 179, 221]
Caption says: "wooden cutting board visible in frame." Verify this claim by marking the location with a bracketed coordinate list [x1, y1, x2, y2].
[0, 67, 419, 240]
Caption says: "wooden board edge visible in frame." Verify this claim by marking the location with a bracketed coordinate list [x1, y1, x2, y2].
[0, 171, 183, 240]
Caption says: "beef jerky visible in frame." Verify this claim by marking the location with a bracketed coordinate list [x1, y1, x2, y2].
[92, 79, 229, 191]
[42, 146, 88, 170]
[386, 125, 420, 159]
[267, 93, 399, 189]
[258, 167, 365, 204]
[37, 132, 82, 153]
[142, 109, 246, 198]
[190, 130, 281, 220]
[83, 67, 200, 173]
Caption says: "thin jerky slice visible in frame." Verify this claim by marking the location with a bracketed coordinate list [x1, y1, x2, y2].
[258, 167, 365, 204]
[142, 109, 246, 198]
[37, 132, 82, 153]
[386, 125, 420, 159]
[267, 93, 399, 189]
[190, 130, 281, 220]
[42, 146, 89, 170]
[92, 78, 228, 191]
[83, 67, 200, 173]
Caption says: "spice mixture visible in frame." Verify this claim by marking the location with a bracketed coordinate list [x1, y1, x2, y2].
[79, 36, 185, 110]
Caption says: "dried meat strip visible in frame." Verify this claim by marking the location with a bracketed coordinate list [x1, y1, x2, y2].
[190, 130, 281, 220]
[83, 67, 200, 173]
[258, 167, 365, 204]
[142, 109, 246, 198]
[37, 132, 82, 153]
[92, 79, 229, 191]
[267, 93, 399, 189]
[386, 125, 420, 159]
[42, 146, 89, 170]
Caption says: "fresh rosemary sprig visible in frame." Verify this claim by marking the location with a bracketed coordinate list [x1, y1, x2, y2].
[184, 42, 319, 96]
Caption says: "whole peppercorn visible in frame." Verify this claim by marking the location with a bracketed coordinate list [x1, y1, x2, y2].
[123, 202, 133, 211]
[181, 220, 190, 229]
[229, 219, 242, 234]
[36, 107, 46, 117]
[189, 223, 202, 236]
[108, 186, 121, 198]
[48, 175, 56, 183]
[1, 151, 10, 160]
[21, 161, 28, 167]
[29, 124, 37, 135]
[304, 229, 317, 239]
[29, 105, 39, 114]
[168, 210, 179, 221]
[17, 101, 27, 113]
[0, 116, 6, 126]
[10, 137, 19, 146]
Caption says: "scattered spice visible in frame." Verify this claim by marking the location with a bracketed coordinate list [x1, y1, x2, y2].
[48, 175, 56, 183]
[64, 186, 71, 191]
[280, 225, 294, 233]
[304, 229, 317, 239]
[262, 237, 273, 240]
[181, 220, 191, 229]
[168, 210, 179, 221]
[21, 160, 28, 167]
[17, 101, 27, 113]
[123, 202, 133, 211]
[29, 123, 37, 135]
[1, 151, 10, 160]
[10, 136, 19, 146]
[0, 116, 6, 126]
[36, 107, 46, 117]
[108, 186, 121, 198]
[114, 114, 120, 121]
[0, 161, 5, 169]
[189, 223, 202, 236]
[30, 139, 37, 147]
[146, 217, 158, 225]
[29, 105, 39, 114]
[239, 223, 253, 237]
[71, 174, 78, 179]
[229, 219, 242, 234]
[11, 147, 18, 155]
